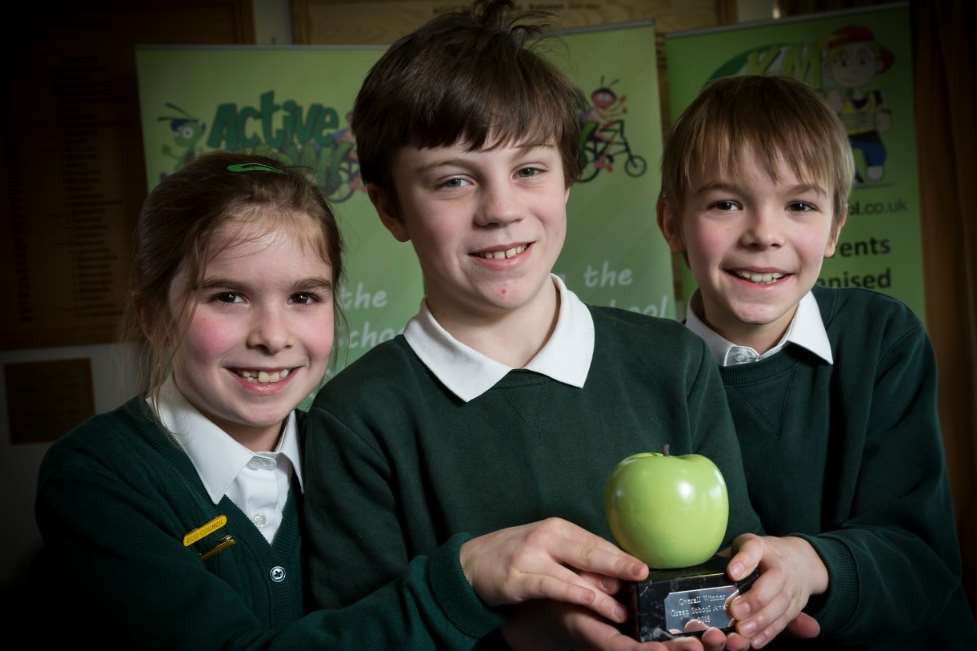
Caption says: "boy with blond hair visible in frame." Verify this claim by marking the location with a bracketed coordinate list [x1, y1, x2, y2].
[658, 74, 977, 649]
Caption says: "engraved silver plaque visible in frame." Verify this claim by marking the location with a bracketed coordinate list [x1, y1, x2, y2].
[662, 584, 738, 634]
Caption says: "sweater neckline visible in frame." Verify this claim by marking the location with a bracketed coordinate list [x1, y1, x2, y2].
[122, 397, 300, 558]
[719, 287, 839, 386]
[719, 347, 804, 385]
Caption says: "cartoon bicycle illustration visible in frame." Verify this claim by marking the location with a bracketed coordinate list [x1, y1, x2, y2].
[578, 118, 647, 182]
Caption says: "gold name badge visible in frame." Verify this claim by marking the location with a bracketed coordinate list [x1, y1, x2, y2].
[183, 514, 228, 547]
[200, 535, 236, 561]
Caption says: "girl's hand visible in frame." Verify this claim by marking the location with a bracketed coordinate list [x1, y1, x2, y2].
[460, 517, 647, 623]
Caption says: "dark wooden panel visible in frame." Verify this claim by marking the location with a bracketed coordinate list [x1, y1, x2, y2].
[1, 1, 254, 349]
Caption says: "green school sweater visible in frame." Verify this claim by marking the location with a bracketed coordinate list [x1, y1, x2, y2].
[719, 286, 977, 649]
[34, 398, 502, 650]
[304, 307, 762, 632]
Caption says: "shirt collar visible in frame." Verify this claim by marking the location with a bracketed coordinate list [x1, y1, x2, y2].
[403, 274, 595, 402]
[685, 291, 832, 367]
[149, 377, 303, 504]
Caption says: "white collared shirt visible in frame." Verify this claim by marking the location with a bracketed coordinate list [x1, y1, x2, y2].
[403, 274, 596, 402]
[150, 377, 303, 543]
[685, 291, 833, 367]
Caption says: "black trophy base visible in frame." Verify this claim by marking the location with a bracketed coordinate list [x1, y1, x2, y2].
[626, 555, 759, 642]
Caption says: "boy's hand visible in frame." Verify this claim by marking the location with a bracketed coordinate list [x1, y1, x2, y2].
[724, 534, 828, 648]
[460, 517, 647, 623]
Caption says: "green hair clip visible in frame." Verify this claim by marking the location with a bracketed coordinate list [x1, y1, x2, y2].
[226, 162, 286, 175]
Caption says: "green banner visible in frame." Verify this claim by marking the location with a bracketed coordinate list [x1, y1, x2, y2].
[136, 45, 409, 386]
[553, 24, 670, 319]
[665, 4, 923, 319]
[136, 26, 668, 392]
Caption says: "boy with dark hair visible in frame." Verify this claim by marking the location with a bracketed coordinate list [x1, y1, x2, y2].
[658, 74, 977, 649]
[304, 2, 784, 649]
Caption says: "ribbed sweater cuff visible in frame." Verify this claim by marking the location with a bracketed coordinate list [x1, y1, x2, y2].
[796, 533, 859, 634]
[428, 532, 506, 638]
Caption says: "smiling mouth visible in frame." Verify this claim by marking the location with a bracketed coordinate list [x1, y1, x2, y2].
[230, 368, 295, 384]
[473, 243, 529, 260]
[730, 270, 787, 285]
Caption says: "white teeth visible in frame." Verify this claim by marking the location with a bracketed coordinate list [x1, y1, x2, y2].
[478, 245, 526, 260]
[734, 270, 784, 284]
[237, 369, 290, 384]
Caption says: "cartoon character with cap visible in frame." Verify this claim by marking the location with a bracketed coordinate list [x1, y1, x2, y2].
[158, 102, 207, 173]
[824, 25, 895, 185]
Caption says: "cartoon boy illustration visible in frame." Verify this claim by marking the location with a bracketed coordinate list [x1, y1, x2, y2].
[158, 103, 207, 172]
[579, 79, 627, 172]
[824, 25, 894, 184]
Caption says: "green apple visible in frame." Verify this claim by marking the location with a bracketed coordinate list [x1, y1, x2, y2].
[604, 451, 728, 569]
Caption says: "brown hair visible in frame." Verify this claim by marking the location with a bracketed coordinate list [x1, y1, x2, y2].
[124, 151, 343, 399]
[351, 0, 583, 201]
[660, 75, 853, 219]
